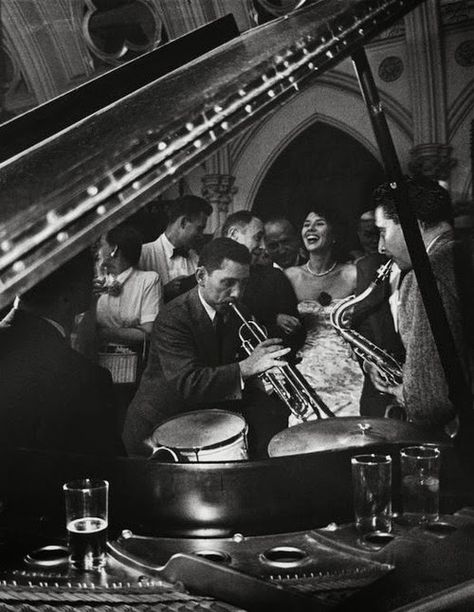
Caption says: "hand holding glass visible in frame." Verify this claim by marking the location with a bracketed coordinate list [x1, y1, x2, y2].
[63, 479, 109, 571]
[352, 454, 392, 534]
[401, 446, 440, 524]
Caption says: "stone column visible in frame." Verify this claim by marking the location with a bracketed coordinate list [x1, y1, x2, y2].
[409, 143, 456, 180]
[201, 174, 238, 234]
[405, 1, 456, 181]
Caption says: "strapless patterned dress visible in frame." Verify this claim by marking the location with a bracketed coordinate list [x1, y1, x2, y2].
[294, 299, 364, 422]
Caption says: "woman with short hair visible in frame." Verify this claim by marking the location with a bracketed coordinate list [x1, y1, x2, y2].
[96, 224, 162, 347]
[285, 207, 364, 421]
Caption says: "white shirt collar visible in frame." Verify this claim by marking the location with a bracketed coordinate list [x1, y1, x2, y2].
[42, 316, 67, 338]
[198, 288, 216, 322]
[162, 233, 176, 260]
[115, 267, 134, 284]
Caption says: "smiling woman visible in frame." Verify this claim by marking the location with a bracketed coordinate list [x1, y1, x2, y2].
[284, 207, 364, 421]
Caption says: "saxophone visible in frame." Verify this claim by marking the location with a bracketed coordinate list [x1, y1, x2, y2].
[329, 260, 403, 386]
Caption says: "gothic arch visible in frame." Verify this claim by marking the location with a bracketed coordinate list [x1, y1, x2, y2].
[231, 77, 413, 211]
[447, 80, 474, 202]
[449, 80, 474, 140]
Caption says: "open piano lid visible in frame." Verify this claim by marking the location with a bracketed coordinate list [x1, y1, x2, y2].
[0, 0, 423, 309]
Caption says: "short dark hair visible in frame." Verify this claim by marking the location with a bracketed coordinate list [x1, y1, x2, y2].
[221, 210, 259, 238]
[300, 205, 349, 262]
[106, 224, 143, 266]
[372, 176, 453, 227]
[167, 195, 212, 224]
[22, 249, 94, 305]
[301, 205, 342, 230]
[198, 237, 251, 273]
[264, 216, 298, 236]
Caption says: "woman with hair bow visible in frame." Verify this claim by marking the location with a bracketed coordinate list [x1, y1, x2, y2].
[93, 223, 162, 434]
[96, 224, 162, 347]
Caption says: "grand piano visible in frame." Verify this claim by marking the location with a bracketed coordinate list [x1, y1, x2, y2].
[1, 1, 474, 610]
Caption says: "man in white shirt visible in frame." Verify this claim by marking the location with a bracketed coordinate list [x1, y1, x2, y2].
[139, 195, 212, 302]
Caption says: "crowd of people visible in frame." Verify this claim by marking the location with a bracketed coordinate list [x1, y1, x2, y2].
[0, 177, 472, 460]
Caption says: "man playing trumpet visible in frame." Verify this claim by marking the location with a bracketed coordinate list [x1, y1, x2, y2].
[123, 237, 291, 458]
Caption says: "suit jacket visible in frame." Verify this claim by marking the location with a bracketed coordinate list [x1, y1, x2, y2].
[244, 265, 305, 354]
[398, 231, 471, 426]
[0, 310, 120, 456]
[123, 287, 243, 456]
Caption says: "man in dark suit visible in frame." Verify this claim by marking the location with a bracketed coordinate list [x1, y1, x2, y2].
[0, 250, 121, 456]
[123, 238, 291, 458]
[222, 211, 305, 351]
[264, 216, 306, 269]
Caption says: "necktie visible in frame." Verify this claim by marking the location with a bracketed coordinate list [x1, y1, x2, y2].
[172, 247, 189, 259]
[214, 311, 225, 362]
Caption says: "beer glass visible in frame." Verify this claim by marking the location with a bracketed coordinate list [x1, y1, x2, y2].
[63, 478, 109, 571]
[401, 445, 440, 524]
[352, 454, 392, 534]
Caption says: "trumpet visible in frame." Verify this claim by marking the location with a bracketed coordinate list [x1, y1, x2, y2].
[226, 300, 335, 422]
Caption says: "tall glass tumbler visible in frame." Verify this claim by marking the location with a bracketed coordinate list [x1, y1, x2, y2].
[401, 446, 440, 524]
[63, 479, 109, 571]
[352, 454, 392, 534]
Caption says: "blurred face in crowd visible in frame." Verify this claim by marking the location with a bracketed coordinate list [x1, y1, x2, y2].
[197, 258, 249, 311]
[228, 217, 265, 264]
[264, 220, 301, 268]
[301, 212, 334, 254]
[98, 236, 120, 275]
[358, 211, 379, 255]
[375, 205, 411, 270]
[181, 212, 208, 248]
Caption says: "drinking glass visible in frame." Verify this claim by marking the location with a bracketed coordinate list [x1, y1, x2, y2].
[63, 478, 109, 571]
[400, 446, 440, 524]
[352, 454, 392, 534]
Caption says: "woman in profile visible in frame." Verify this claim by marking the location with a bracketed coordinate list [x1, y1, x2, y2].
[285, 207, 364, 421]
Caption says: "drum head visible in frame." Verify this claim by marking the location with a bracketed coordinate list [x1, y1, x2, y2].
[268, 417, 440, 457]
[152, 410, 246, 451]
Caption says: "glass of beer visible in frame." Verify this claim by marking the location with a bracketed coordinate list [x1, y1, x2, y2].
[63, 478, 109, 571]
[400, 446, 440, 525]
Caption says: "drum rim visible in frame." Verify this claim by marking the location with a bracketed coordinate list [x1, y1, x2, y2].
[151, 409, 247, 452]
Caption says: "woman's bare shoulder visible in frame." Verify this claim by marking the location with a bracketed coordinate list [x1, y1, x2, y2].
[285, 265, 305, 281]
[340, 261, 357, 284]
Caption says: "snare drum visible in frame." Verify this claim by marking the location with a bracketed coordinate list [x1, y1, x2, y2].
[150, 410, 248, 462]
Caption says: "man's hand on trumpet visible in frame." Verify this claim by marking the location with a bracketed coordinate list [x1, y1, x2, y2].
[239, 338, 290, 380]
